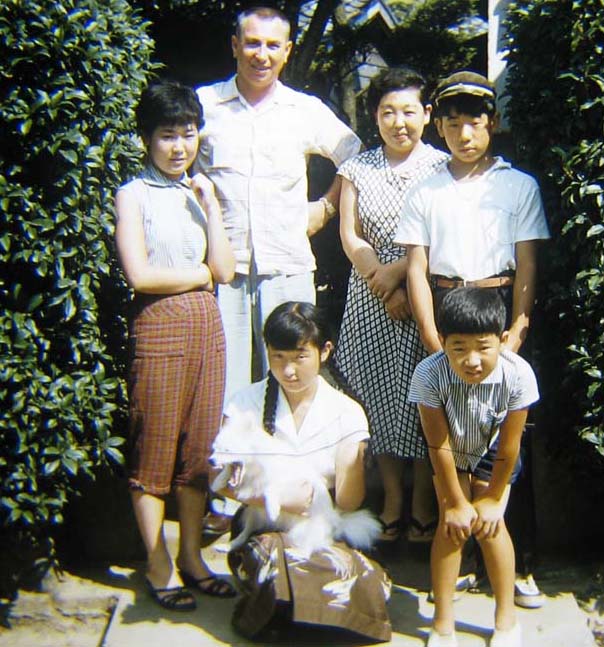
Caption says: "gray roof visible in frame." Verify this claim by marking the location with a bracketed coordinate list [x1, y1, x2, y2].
[334, 0, 400, 31]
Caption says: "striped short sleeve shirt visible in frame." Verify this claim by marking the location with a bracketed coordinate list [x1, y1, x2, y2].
[408, 349, 539, 470]
[116, 165, 208, 269]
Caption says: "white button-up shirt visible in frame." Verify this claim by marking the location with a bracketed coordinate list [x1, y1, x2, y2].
[394, 157, 550, 281]
[196, 77, 362, 276]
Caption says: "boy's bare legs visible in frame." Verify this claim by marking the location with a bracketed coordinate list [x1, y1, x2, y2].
[473, 480, 517, 631]
[431, 475, 517, 636]
[431, 528, 464, 635]
[430, 473, 472, 636]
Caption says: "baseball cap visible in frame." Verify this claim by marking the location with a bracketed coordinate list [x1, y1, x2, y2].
[433, 71, 496, 106]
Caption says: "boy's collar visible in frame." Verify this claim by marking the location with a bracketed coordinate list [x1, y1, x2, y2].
[446, 155, 510, 181]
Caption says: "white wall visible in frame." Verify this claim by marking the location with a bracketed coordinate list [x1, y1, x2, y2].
[488, 0, 512, 130]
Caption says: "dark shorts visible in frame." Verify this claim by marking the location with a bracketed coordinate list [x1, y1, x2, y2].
[427, 435, 522, 484]
[468, 436, 522, 484]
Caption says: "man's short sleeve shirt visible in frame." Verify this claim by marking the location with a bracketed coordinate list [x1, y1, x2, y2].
[408, 349, 539, 470]
[394, 157, 550, 281]
[196, 77, 361, 275]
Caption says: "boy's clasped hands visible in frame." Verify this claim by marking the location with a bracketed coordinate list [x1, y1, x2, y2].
[443, 491, 506, 545]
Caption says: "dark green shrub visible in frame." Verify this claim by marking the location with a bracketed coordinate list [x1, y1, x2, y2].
[505, 0, 604, 457]
[0, 0, 157, 594]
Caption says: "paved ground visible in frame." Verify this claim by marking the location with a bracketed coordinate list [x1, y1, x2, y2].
[94, 521, 594, 647]
[1, 572, 118, 647]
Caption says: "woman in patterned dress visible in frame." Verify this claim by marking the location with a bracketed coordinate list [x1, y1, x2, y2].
[336, 67, 448, 542]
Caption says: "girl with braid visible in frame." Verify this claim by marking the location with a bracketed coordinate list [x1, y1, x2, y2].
[219, 301, 392, 641]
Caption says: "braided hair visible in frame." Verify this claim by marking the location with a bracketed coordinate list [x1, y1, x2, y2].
[261, 302, 365, 435]
[262, 372, 281, 436]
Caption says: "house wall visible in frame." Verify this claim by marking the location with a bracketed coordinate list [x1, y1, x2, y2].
[488, 0, 511, 130]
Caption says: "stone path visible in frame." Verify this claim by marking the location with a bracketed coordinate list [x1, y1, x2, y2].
[100, 521, 595, 647]
[1, 572, 117, 647]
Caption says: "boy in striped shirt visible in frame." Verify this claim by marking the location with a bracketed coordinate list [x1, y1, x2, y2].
[409, 287, 538, 647]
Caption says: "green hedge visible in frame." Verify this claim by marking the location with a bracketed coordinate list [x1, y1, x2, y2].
[0, 0, 156, 593]
[505, 0, 604, 457]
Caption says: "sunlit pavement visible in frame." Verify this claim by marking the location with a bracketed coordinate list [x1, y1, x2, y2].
[101, 520, 595, 647]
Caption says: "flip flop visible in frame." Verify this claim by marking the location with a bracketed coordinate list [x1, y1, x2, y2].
[145, 579, 196, 611]
[407, 517, 437, 543]
[427, 572, 477, 603]
[377, 518, 401, 543]
[179, 570, 237, 598]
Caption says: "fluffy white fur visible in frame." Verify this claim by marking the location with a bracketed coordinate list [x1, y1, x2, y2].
[210, 414, 381, 557]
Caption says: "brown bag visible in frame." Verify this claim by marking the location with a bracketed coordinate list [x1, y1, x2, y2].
[228, 532, 392, 642]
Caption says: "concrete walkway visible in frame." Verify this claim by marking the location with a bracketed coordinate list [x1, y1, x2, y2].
[101, 521, 595, 647]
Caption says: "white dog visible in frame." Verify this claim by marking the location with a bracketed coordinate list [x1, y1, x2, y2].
[210, 414, 381, 557]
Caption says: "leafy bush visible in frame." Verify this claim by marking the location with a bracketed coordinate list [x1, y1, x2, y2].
[0, 0, 156, 593]
[505, 0, 604, 457]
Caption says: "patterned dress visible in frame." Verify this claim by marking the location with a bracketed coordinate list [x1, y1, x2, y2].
[335, 144, 448, 458]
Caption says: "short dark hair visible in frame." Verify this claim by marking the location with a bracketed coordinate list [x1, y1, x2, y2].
[437, 287, 506, 339]
[235, 5, 291, 39]
[136, 80, 204, 139]
[263, 301, 331, 351]
[433, 70, 496, 118]
[366, 66, 428, 115]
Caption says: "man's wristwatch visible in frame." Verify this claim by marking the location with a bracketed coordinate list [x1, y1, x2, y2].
[319, 196, 336, 220]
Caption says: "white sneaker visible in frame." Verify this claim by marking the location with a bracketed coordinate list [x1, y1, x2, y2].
[514, 574, 545, 608]
[490, 621, 522, 647]
[427, 629, 458, 647]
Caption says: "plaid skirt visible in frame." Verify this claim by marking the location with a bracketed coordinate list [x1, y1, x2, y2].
[126, 290, 226, 495]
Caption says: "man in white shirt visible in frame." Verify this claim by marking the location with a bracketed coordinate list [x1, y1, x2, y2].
[195, 6, 362, 402]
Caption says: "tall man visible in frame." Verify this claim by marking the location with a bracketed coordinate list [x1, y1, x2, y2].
[195, 6, 362, 402]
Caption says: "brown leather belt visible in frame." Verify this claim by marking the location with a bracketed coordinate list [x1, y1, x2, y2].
[431, 275, 514, 289]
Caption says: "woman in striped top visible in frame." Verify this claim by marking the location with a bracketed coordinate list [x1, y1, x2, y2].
[115, 81, 235, 611]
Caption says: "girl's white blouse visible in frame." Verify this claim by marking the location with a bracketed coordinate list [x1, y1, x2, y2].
[224, 375, 369, 489]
